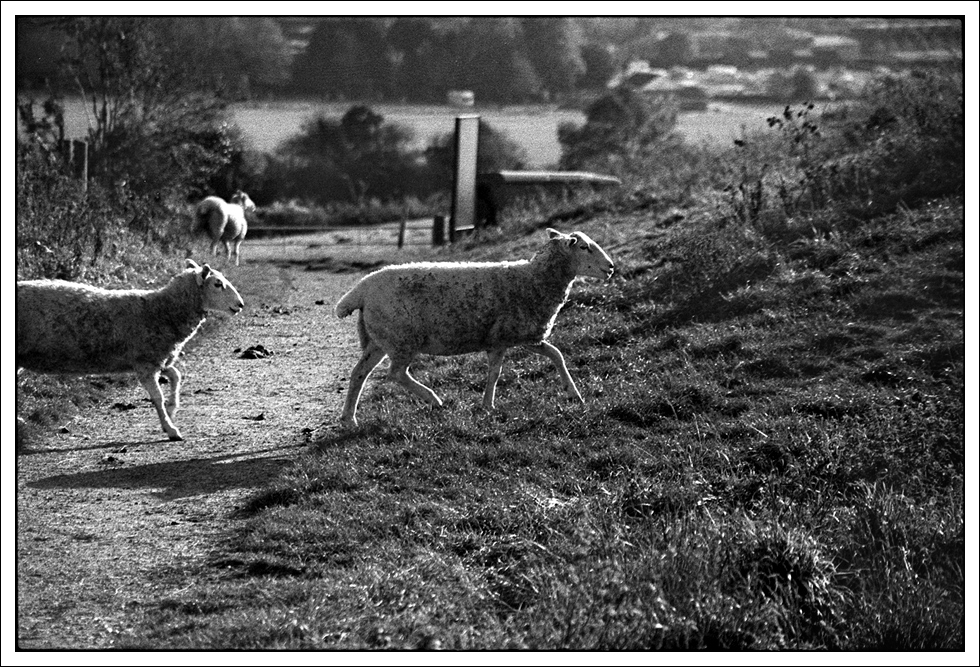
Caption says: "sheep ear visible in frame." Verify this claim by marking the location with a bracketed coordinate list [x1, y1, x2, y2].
[197, 264, 212, 286]
[547, 228, 563, 239]
[186, 258, 200, 270]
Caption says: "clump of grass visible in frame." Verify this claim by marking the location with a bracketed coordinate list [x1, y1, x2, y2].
[832, 482, 965, 650]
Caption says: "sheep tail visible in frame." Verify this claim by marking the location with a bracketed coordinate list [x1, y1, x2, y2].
[194, 198, 222, 236]
[335, 284, 364, 319]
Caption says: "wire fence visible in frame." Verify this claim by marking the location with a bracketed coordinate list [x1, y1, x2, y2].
[242, 218, 438, 264]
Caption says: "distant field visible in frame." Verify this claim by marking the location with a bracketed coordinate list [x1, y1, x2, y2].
[233, 102, 588, 166]
[34, 98, 790, 167]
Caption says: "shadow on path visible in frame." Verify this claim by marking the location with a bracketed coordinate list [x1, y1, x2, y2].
[27, 446, 301, 501]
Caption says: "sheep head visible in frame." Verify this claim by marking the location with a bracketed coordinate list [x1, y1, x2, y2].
[186, 259, 245, 314]
[231, 190, 257, 213]
[546, 228, 615, 280]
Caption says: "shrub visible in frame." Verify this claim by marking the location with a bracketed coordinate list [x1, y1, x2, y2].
[558, 86, 678, 171]
[424, 119, 529, 182]
[271, 105, 425, 205]
[16, 142, 188, 283]
[713, 69, 963, 246]
[51, 18, 244, 199]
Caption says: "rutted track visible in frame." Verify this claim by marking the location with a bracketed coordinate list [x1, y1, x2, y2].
[15, 259, 365, 649]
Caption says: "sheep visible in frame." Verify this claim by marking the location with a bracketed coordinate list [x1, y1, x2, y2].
[193, 190, 256, 266]
[16, 259, 245, 441]
[334, 227, 614, 426]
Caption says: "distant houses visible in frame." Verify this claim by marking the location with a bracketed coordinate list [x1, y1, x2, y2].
[681, 20, 959, 69]
[611, 19, 961, 108]
[613, 60, 870, 106]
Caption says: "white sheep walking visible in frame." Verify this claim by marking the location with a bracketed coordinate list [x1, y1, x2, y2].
[16, 259, 245, 441]
[334, 228, 614, 426]
[194, 190, 256, 266]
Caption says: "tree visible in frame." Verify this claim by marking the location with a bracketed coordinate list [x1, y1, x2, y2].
[52, 17, 241, 197]
[767, 67, 819, 102]
[387, 18, 473, 103]
[387, 18, 457, 102]
[276, 105, 419, 203]
[15, 17, 70, 88]
[425, 119, 529, 185]
[558, 86, 677, 169]
[457, 19, 543, 103]
[520, 18, 586, 99]
[651, 32, 694, 68]
[291, 18, 394, 99]
[156, 18, 292, 98]
[579, 43, 620, 89]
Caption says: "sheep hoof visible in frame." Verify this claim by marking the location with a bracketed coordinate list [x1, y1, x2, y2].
[168, 431, 184, 441]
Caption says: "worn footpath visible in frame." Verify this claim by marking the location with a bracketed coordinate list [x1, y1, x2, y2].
[15, 260, 364, 649]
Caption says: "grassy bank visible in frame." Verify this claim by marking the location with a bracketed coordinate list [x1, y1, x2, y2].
[109, 73, 965, 650]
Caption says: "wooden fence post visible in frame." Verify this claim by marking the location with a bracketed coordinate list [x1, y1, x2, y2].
[58, 139, 89, 191]
[432, 215, 445, 247]
[75, 139, 88, 192]
[449, 114, 479, 243]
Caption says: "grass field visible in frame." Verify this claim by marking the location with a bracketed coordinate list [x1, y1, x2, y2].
[17, 72, 968, 651]
[113, 192, 967, 651]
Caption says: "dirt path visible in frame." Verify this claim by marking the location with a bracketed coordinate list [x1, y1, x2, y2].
[15, 259, 365, 649]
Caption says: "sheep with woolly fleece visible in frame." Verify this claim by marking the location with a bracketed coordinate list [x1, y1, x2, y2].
[194, 190, 256, 266]
[16, 259, 244, 441]
[334, 228, 615, 426]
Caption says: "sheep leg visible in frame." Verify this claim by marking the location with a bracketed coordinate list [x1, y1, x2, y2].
[161, 365, 182, 419]
[388, 355, 444, 408]
[525, 341, 584, 403]
[138, 371, 183, 441]
[223, 240, 233, 265]
[483, 348, 507, 410]
[210, 239, 221, 258]
[340, 342, 386, 427]
[232, 239, 243, 266]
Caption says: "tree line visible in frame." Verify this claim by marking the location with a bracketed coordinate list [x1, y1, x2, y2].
[291, 17, 618, 103]
[18, 16, 619, 103]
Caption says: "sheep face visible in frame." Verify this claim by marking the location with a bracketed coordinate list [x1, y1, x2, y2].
[230, 190, 257, 214]
[187, 259, 244, 314]
[547, 228, 615, 280]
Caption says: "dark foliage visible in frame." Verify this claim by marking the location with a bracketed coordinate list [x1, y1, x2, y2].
[558, 86, 678, 170]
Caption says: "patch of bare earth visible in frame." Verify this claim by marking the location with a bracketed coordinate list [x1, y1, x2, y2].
[15, 260, 364, 649]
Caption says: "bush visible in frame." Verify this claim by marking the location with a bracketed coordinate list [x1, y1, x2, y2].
[16, 142, 189, 283]
[717, 70, 964, 241]
[558, 86, 678, 171]
[269, 105, 426, 206]
[50, 18, 245, 200]
[425, 119, 529, 182]
[256, 108, 528, 212]
[765, 67, 820, 102]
